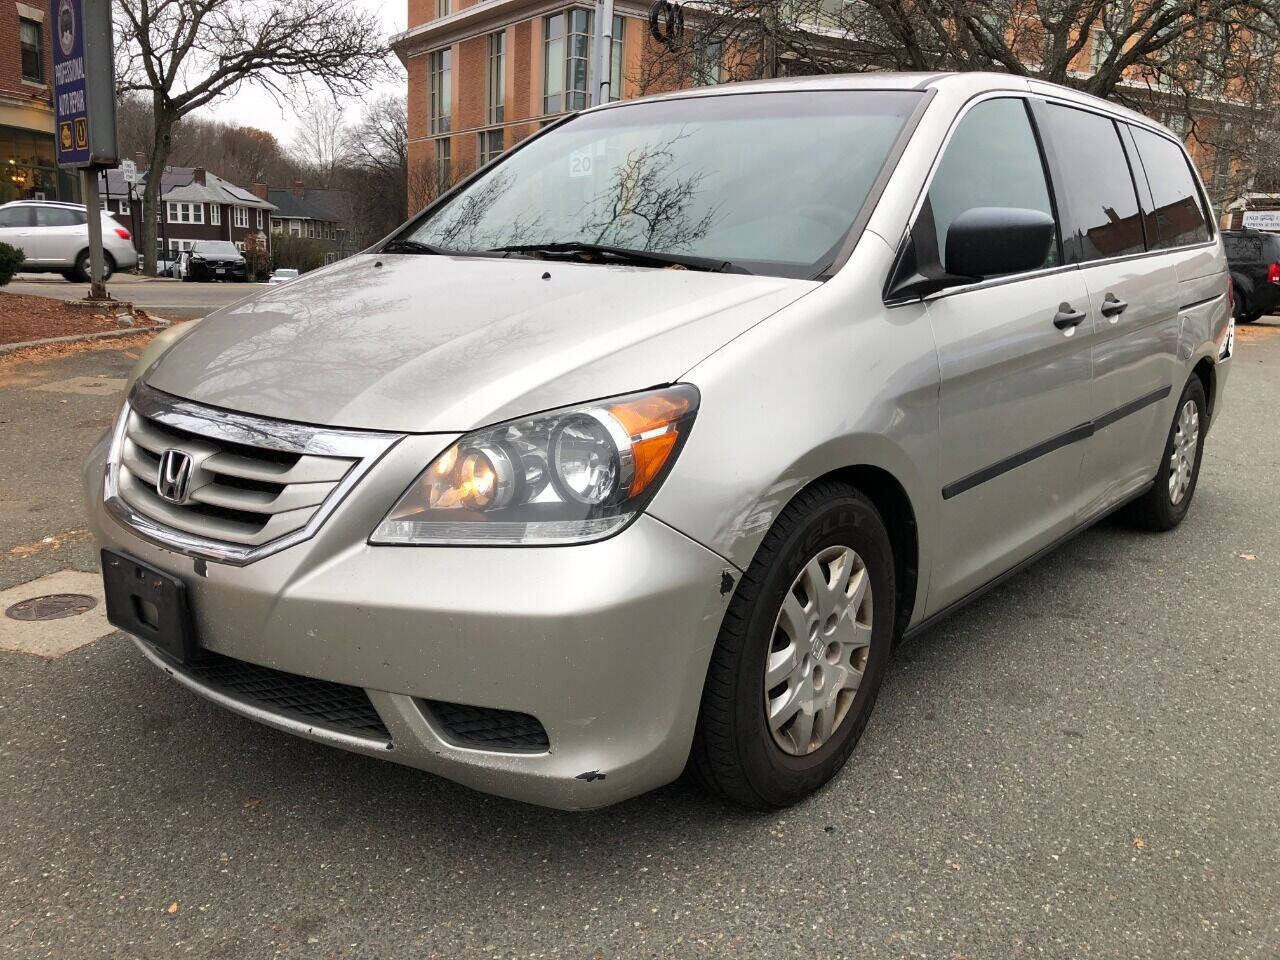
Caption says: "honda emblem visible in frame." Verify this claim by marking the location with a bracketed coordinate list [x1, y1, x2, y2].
[156, 449, 193, 504]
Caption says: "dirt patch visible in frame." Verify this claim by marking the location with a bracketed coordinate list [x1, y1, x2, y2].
[0, 330, 156, 376]
[0, 291, 161, 346]
[1236, 318, 1279, 343]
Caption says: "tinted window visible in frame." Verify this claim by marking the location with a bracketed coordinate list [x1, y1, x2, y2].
[1042, 105, 1144, 262]
[35, 207, 85, 227]
[1118, 123, 1161, 250]
[1130, 127, 1210, 248]
[926, 98, 1058, 274]
[0, 207, 32, 228]
[1224, 234, 1262, 260]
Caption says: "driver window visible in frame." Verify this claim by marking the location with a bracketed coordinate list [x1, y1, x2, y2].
[927, 98, 1059, 274]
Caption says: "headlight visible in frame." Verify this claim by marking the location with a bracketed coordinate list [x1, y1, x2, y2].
[370, 385, 699, 546]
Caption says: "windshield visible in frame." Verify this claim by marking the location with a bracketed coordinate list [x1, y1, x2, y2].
[194, 241, 240, 256]
[404, 90, 920, 278]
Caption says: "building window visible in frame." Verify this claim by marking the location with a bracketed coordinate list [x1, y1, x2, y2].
[544, 9, 591, 114]
[210, 203, 221, 225]
[233, 206, 249, 228]
[271, 217, 283, 232]
[289, 219, 300, 236]
[694, 37, 724, 86]
[487, 31, 506, 125]
[479, 129, 504, 166]
[256, 209, 263, 229]
[118, 198, 129, 214]
[435, 0, 449, 16]
[609, 15, 624, 100]
[429, 49, 452, 134]
[166, 201, 204, 224]
[99, 197, 108, 210]
[435, 137, 452, 191]
[20, 18, 43, 83]
[1089, 28, 1111, 73]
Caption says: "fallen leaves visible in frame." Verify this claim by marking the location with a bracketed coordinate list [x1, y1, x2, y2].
[1133, 837, 1146, 850]
[1238, 553, 1257, 561]
[7, 529, 90, 557]
[167, 901, 179, 914]
[242, 797, 261, 809]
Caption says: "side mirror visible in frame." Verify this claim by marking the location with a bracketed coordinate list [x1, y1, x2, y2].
[945, 207, 1056, 280]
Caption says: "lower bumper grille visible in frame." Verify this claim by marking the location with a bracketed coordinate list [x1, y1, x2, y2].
[425, 700, 550, 752]
[184, 652, 390, 741]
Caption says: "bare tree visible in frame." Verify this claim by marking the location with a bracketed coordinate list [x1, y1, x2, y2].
[338, 94, 410, 246]
[640, 1, 1278, 203]
[291, 96, 347, 189]
[114, 0, 388, 274]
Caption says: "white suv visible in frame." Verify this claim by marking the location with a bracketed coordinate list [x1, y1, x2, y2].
[0, 200, 137, 282]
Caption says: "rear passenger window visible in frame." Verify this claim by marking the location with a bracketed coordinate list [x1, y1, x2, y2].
[927, 98, 1059, 274]
[1041, 105, 1145, 262]
[1129, 127, 1211, 248]
[34, 207, 84, 227]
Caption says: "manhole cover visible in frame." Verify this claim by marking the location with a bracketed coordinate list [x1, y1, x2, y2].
[5, 594, 98, 621]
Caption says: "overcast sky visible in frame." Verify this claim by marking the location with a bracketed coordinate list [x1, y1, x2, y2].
[199, 0, 407, 144]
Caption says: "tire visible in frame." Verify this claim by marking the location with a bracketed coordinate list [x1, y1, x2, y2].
[73, 251, 114, 283]
[1122, 376, 1207, 532]
[689, 480, 896, 808]
[60, 270, 76, 282]
[1240, 312, 1262, 324]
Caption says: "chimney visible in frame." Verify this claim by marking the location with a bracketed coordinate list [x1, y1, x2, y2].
[250, 181, 269, 201]
[193, 167, 207, 186]
[133, 151, 147, 172]
[292, 179, 305, 199]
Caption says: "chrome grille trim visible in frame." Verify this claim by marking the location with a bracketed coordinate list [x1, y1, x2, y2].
[104, 383, 402, 565]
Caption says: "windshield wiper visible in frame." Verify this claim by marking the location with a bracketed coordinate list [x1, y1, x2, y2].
[486, 242, 750, 274]
[381, 239, 451, 255]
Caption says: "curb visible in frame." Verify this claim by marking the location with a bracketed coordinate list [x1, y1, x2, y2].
[0, 319, 170, 357]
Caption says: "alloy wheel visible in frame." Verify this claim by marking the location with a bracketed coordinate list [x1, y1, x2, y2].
[1168, 399, 1199, 505]
[764, 545, 873, 756]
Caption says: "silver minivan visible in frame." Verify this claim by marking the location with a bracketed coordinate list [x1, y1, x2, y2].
[85, 73, 1232, 809]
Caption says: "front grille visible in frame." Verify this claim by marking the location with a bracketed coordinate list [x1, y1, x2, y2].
[186, 651, 390, 740]
[425, 700, 550, 752]
[117, 408, 356, 548]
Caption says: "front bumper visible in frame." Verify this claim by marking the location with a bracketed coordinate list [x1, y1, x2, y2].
[85, 433, 734, 809]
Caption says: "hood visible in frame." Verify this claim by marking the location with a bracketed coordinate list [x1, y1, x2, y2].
[143, 253, 816, 433]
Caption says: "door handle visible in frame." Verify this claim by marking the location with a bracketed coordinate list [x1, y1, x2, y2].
[1100, 294, 1128, 318]
[1053, 304, 1087, 330]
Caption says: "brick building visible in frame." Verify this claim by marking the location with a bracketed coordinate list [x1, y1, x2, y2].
[1, 1, 78, 203]
[391, 0, 684, 207]
[96, 161, 276, 260]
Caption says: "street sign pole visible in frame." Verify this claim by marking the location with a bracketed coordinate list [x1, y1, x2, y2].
[80, 170, 106, 299]
[51, 0, 119, 301]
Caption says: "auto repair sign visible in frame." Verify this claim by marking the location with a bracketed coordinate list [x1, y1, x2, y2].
[51, 0, 118, 168]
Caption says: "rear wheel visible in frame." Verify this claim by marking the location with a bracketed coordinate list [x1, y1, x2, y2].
[689, 481, 896, 808]
[1122, 377, 1207, 531]
[74, 251, 114, 284]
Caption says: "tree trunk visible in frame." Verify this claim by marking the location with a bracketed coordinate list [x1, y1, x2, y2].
[142, 104, 175, 277]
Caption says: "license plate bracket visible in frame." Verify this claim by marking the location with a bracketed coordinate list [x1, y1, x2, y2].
[101, 549, 198, 663]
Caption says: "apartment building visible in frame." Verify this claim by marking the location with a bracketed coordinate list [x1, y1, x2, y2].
[1, 1, 78, 203]
[392, 0, 699, 206]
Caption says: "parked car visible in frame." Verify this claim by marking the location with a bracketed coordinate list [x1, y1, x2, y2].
[182, 240, 248, 282]
[268, 268, 299, 284]
[86, 74, 1232, 810]
[0, 200, 136, 281]
[1222, 228, 1280, 323]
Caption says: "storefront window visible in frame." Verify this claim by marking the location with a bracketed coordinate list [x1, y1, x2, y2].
[0, 126, 74, 204]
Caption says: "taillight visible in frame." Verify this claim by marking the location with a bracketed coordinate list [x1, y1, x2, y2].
[114, 227, 130, 241]
[1268, 263, 1280, 284]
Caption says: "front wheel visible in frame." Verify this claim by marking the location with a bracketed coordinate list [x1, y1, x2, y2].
[1122, 377, 1207, 531]
[689, 481, 896, 808]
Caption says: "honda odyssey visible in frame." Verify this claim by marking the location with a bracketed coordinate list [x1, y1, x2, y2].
[85, 73, 1232, 809]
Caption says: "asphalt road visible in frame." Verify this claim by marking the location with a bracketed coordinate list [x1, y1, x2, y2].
[7, 274, 270, 321]
[0, 324, 1277, 959]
